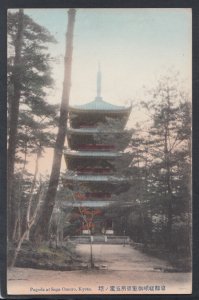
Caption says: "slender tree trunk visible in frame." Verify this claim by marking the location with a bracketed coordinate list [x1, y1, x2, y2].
[7, 9, 24, 241]
[35, 9, 76, 241]
[26, 148, 41, 240]
[10, 230, 28, 267]
[164, 121, 173, 248]
[78, 207, 95, 268]
[10, 183, 45, 267]
[166, 163, 173, 247]
[12, 140, 28, 242]
[69, 189, 95, 268]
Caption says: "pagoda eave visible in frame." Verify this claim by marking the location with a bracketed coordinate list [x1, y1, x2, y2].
[67, 127, 132, 135]
[64, 150, 123, 158]
[62, 200, 114, 208]
[62, 174, 129, 183]
[69, 107, 131, 114]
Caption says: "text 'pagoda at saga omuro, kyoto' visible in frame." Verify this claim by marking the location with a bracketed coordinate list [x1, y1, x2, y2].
[62, 67, 132, 235]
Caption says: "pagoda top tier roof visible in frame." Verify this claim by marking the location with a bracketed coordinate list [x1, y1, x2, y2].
[69, 97, 131, 113]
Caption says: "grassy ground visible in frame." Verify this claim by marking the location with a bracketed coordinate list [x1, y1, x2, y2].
[14, 241, 85, 271]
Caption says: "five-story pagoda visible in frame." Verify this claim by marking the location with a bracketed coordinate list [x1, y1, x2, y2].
[62, 67, 132, 235]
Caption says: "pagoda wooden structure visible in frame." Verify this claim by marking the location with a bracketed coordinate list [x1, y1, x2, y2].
[63, 67, 132, 235]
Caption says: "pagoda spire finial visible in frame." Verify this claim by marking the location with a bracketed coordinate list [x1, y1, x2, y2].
[96, 62, 102, 101]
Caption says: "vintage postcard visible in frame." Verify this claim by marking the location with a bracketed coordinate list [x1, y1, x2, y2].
[6, 8, 192, 296]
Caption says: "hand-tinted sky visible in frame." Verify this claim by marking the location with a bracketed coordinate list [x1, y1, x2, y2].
[10, 8, 192, 174]
[24, 8, 191, 108]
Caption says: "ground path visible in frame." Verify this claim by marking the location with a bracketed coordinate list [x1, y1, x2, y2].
[7, 244, 191, 295]
[76, 244, 170, 271]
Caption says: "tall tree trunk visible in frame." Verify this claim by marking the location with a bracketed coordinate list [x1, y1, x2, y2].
[7, 9, 24, 241]
[26, 147, 41, 240]
[10, 183, 45, 267]
[164, 121, 173, 248]
[35, 9, 76, 240]
[12, 139, 28, 242]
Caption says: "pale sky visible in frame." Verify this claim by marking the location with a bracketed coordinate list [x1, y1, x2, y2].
[11, 8, 192, 175]
[24, 8, 191, 104]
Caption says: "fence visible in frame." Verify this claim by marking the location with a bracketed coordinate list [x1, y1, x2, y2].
[69, 235, 130, 244]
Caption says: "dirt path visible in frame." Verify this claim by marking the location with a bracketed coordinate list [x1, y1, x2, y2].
[76, 244, 170, 271]
[7, 244, 192, 295]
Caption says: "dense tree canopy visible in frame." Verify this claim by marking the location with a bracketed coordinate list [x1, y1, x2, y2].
[104, 74, 191, 267]
[7, 10, 58, 247]
[8, 10, 58, 169]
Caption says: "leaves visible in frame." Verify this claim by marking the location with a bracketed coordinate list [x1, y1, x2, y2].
[109, 73, 191, 256]
[8, 10, 59, 168]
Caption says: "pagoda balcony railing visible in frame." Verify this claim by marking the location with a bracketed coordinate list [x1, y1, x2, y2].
[77, 171, 113, 175]
[76, 144, 115, 151]
[75, 192, 111, 200]
[76, 168, 113, 175]
[79, 124, 97, 128]
[76, 167, 111, 172]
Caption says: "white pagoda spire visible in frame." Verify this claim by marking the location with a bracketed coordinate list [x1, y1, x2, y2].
[95, 63, 102, 101]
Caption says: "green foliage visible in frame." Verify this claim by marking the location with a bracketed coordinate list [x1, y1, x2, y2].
[8, 10, 59, 168]
[7, 10, 59, 247]
[110, 74, 191, 267]
[8, 11, 56, 99]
